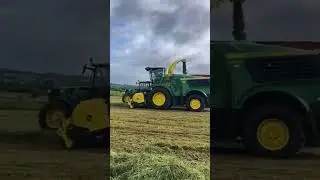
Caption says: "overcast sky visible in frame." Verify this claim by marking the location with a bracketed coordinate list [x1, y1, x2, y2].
[212, 0, 320, 41]
[0, 0, 108, 75]
[110, 0, 210, 85]
[2, 1, 319, 82]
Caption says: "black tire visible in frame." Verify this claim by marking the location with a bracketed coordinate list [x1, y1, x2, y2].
[148, 87, 172, 110]
[99, 128, 110, 149]
[243, 103, 305, 158]
[122, 94, 130, 103]
[186, 94, 206, 112]
[38, 102, 68, 130]
[38, 104, 50, 130]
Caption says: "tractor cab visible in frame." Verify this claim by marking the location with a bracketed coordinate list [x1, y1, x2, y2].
[82, 58, 109, 88]
[145, 67, 165, 84]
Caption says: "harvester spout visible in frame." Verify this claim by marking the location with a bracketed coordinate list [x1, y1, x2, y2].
[167, 58, 187, 77]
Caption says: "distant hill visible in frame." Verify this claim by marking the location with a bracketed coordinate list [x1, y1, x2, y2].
[110, 83, 137, 92]
[0, 68, 136, 93]
[0, 68, 88, 93]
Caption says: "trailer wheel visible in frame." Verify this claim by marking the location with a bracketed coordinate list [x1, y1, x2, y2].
[148, 87, 172, 110]
[243, 103, 305, 158]
[186, 94, 205, 112]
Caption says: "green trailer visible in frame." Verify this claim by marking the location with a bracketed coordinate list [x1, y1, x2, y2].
[124, 59, 210, 112]
[211, 41, 320, 157]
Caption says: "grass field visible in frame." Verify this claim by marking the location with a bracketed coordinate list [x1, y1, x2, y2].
[0, 92, 106, 179]
[110, 95, 210, 179]
[2, 91, 320, 179]
[111, 91, 320, 180]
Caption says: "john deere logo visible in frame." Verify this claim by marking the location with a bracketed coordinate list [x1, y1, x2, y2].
[86, 115, 92, 122]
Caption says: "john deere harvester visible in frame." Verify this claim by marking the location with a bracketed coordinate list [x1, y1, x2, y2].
[211, 41, 320, 157]
[38, 58, 109, 131]
[123, 59, 210, 112]
[38, 58, 109, 149]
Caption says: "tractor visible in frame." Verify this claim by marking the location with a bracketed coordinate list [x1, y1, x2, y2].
[38, 58, 109, 131]
[38, 58, 109, 149]
[123, 58, 210, 112]
[211, 41, 320, 157]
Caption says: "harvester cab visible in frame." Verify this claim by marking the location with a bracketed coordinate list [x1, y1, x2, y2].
[145, 67, 165, 84]
[38, 57, 109, 149]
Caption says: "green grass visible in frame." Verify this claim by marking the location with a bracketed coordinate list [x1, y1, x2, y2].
[0, 92, 45, 110]
[110, 90, 124, 97]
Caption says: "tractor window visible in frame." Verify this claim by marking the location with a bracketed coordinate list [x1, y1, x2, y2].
[150, 69, 164, 83]
[82, 70, 94, 85]
[95, 67, 108, 85]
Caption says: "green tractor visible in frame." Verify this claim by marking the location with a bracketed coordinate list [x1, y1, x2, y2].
[211, 41, 320, 157]
[38, 58, 109, 131]
[123, 58, 210, 112]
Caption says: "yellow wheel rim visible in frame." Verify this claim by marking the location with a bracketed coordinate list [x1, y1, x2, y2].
[46, 111, 65, 129]
[152, 92, 166, 106]
[190, 99, 201, 110]
[257, 118, 289, 151]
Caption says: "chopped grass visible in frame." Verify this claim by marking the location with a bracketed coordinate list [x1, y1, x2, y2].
[110, 150, 209, 180]
[110, 95, 210, 179]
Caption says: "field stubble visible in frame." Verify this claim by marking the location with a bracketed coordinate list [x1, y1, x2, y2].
[110, 96, 210, 179]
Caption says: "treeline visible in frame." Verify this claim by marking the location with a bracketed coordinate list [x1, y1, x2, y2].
[110, 87, 132, 92]
[110, 84, 137, 92]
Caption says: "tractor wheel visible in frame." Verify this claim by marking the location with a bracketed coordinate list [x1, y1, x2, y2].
[243, 103, 305, 158]
[122, 94, 130, 103]
[38, 102, 68, 130]
[148, 87, 172, 110]
[186, 94, 205, 112]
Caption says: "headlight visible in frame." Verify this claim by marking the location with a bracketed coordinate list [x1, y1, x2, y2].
[48, 89, 52, 93]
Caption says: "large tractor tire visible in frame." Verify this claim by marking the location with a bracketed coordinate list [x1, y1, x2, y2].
[243, 103, 305, 158]
[122, 93, 130, 103]
[186, 94, 206, 112]
[57, 98, 109, 150]
[148, 87, 172, 110]
[38, 102, 68, 130]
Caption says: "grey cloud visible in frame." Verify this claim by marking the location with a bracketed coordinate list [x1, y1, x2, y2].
[0, 0, 108, 74]
[211, 0, 320, 41]
[111, 0, 210, 80]
[112, 0, 209, 46]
